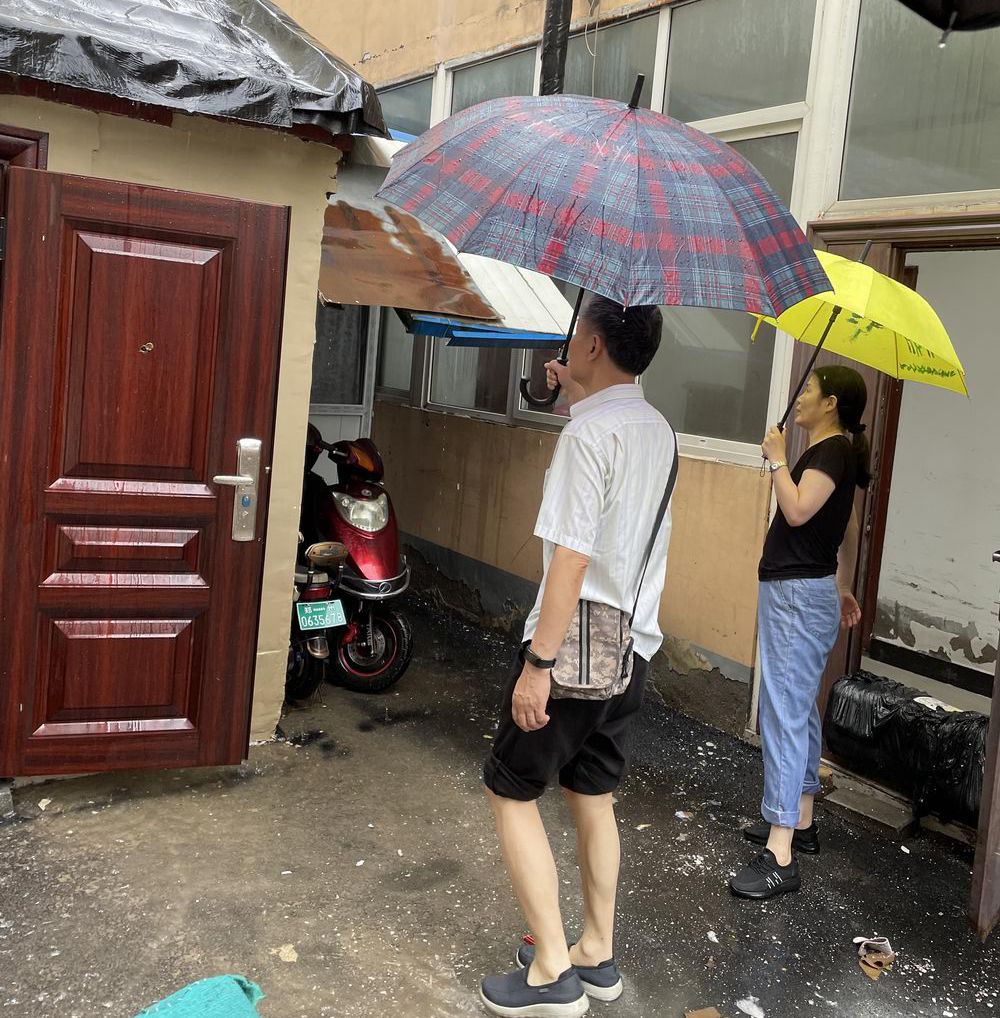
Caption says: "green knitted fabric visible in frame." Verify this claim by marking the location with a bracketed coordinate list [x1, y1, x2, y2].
[133, 976, 264, 1017]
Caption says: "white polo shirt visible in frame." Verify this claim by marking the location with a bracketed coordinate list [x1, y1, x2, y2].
[523, 383, 676, 661]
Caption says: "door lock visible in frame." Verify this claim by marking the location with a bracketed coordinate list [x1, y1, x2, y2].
[213, 439, 262, 542]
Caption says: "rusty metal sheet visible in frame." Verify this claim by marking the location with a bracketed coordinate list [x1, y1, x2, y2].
[319, 199, 498, 320]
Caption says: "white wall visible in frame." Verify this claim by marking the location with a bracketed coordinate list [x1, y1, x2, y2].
[876, 250, 1000, 677]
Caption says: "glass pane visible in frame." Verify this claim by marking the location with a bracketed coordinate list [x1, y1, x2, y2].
[311, 302, 368, 406]
[642, 134, 798, 443]
[377, 78, 433, 137]
[564, 14, 657, 106]
[842, 0, 1000, 199]
[452, 48, 536, 114]
[376, 310, 414, 393]
[430, 340, 511, 415]
[665, 0, 815, 122]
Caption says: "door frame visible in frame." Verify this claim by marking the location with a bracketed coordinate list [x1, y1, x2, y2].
[809, 208, 1000, 939]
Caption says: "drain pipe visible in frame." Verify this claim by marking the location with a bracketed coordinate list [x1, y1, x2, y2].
[540, 0, 573, 96]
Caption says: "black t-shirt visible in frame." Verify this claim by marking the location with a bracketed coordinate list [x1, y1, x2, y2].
[759, 435, 856, 581]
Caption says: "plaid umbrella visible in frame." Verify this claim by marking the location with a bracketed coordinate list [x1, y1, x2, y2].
[377, 91, 830, 317]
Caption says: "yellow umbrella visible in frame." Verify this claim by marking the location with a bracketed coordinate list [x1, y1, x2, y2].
[753, 248, 967, 427]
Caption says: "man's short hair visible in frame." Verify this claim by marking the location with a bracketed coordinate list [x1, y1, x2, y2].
[580, 295, 663, 376]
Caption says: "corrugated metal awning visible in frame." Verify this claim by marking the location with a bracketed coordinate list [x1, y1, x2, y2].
[319, 196, 573, 345]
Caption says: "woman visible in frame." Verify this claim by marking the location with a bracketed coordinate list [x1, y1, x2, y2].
[730, 365, 870, 900]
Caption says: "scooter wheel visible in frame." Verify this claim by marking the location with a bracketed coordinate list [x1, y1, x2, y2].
[285, 644, 328, 702]
[332, 606, 413, 694]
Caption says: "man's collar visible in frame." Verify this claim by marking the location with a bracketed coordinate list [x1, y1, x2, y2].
[569, 383, 644, 418]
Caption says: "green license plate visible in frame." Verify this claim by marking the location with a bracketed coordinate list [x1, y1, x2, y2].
[296, 599, 347, 630]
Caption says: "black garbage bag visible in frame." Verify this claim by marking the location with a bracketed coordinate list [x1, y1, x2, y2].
[915, 711, 989, 827]
[825, 671, 943, 799]
[825, 670, 988, 826]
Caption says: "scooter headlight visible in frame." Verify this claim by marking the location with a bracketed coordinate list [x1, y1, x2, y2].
[335, 492, 389, 533]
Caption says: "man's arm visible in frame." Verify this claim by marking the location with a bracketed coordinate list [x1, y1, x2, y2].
[512, 545, 590, 732]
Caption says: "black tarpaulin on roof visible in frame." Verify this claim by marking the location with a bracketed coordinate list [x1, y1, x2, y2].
[0, 0, 386, 138]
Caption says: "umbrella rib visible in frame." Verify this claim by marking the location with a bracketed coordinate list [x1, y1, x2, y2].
[629, 110, 641, 310]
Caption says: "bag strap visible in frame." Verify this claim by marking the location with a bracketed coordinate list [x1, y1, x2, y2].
[629, 425, 679, 623]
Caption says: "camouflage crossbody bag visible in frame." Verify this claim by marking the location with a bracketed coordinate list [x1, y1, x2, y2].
[550, 436, 678, 701]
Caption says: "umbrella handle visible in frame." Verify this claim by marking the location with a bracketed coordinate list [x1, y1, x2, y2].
[519, 287, 585, 409]
[520, 374, 561, 408]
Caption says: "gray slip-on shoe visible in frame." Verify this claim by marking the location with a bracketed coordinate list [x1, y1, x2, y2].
[516, 943, 623, 1003]
[480, 965, 589, 1017]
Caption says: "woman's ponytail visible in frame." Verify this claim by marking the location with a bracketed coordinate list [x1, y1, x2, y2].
[815, 366, 872, 489]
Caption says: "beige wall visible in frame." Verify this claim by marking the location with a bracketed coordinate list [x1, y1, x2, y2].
[374, 402, 768, 670]
[279, 0, 661, 85]
[0, 95, 341, 742]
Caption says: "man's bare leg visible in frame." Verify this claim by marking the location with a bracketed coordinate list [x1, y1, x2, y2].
[486, 789, 572, 985]
[563, 789, 619, 965]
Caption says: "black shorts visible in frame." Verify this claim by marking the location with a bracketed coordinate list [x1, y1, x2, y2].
[482, 647, 649, 801]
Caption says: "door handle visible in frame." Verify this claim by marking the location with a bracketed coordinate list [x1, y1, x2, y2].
[994, 551, 1000, 564]
[213, 438, 262, 542]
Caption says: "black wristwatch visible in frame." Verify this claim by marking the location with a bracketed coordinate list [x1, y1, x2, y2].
[522, 644, 557, 669]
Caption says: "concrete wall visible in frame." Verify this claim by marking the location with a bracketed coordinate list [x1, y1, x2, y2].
[373, 402, 769, 676]
[0, 95, 342, 742]
[277, 0, 661, 85]
[875, 250, 1000, 676]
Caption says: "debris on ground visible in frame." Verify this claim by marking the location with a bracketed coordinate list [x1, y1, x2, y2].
[38, 798, 52, 811]
[270, 945, 298, 964]
[685, 1008, 724, 1018]
[854, 935, 896, 981]
[675, 810, 694, 821]
[708, 931, 720, 944]
[736, 997, 765, 1018]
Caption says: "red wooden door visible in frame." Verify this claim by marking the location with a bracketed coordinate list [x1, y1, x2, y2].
[0, 167, 288, 775]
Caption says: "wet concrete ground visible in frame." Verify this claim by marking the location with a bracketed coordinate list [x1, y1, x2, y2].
[1, 598, 997, 1018]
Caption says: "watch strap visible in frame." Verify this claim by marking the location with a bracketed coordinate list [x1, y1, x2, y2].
[522, 644, 557, 669]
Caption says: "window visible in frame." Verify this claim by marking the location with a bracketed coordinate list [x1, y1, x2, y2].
[841, 0, 1000, 199]
[664, 0, 816, 122]
[429, 341, 511, 416]
[564, 14, 657, 106]
[641, 133, 798, 443]
[377, 77, 433, 136]
[311, 302, 369, 409]
[451, 48, 536, 114]
[376, 310, 414, 395]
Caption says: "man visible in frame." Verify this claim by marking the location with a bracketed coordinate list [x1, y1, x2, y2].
[480, 295, 675, 1017]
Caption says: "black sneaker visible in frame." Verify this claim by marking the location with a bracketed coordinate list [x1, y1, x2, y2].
[480, 965, 589, 1017]
[517, 942, 623, 1002]
[729, 849, 801, 900]
[743, 820, 820, 854]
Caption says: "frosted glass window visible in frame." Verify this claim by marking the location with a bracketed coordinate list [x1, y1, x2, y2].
[842, 0, 1000, 199]
[564, 14, 657, 106]
[452, 48, 536, 114]
[430, 341, 511, 415]
[642, 134, 798, 443]
[376, 311, 413, 394]
[665, 0, 815, 122]
[311, 303, 368, 407]
[377, 78, 433, 137]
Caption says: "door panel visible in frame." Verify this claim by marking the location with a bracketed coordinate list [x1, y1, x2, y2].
[0, 167, 288, 774]
[973, 592, 1000, 939]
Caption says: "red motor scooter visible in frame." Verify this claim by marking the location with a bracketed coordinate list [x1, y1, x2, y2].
[287, 424, 413, 698]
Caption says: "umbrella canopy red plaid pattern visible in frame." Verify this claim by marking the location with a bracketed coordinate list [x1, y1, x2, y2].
[378, 94, 830, 316]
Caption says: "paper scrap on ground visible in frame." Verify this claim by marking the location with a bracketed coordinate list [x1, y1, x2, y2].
[736, 997, 765, 1018]
[38, 798, 52, 811]
[271, 944, 298, 963]
[636, 823, 653, 830]
[708, 931, 720, 944]
[676, 811, 694, 821]
[854, 935, 896, 981]
[685, 1009, 724, 1018]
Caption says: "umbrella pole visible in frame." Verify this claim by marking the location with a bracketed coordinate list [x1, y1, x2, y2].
[777, 305, 843, 429]
[519, 286, 585, 409]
